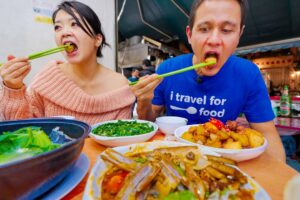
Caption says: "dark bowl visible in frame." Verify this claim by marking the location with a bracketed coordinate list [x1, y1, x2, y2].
[0, 118, 90, 200]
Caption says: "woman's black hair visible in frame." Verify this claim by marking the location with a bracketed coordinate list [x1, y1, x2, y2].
[52, 1, 109, 57]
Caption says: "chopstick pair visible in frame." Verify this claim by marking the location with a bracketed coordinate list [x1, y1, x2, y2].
[0, 44, 71, 67]
[129, 60, 216, 86]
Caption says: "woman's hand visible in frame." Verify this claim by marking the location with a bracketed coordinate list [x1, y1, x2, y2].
[131, 74, 162, 102]
[0, 55, 31, 89]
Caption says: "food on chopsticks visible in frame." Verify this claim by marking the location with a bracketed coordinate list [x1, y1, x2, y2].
[0, 44, 74, 67]
[129, 59, 216, 86]
[92, 120, 154, 137]
[205, 55, 217, 63]
[0, 127, 63, 164]
[98, 146, 255, 200]
[181, 118, 265, 149]
[64, 42, 76, 53]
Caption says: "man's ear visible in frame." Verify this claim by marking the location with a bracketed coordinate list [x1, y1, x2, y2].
[239, 25, 245, 38]
[186, 25, 192, 44]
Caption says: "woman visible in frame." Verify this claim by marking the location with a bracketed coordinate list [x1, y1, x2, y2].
[0, 1, 135, 125]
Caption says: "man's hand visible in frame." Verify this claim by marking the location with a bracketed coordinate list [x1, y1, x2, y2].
[130, 74, 163, 121]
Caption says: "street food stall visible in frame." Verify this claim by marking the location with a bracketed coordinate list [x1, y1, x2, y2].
[1, 0, 300, 199]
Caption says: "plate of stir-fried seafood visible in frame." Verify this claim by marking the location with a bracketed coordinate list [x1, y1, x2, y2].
[83, 141, 270, 200]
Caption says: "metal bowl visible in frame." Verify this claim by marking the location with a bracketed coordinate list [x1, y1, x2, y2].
[0, 118, 90, 200]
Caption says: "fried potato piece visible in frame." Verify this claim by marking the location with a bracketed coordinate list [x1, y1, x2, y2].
[206, 138, 222, 148]
[203, 122, 219, 134]
[188, 126, 197, 133]
[230, 132, 249, 147]
[223, 140, 242, 149]
[182, 131, 195, 143]
[196, 124, 206, 136]
[209, 134, 219, 142]
[244, 128, 264, 148]
[195, 135, 206, 144]
[216, 130, 230, 140]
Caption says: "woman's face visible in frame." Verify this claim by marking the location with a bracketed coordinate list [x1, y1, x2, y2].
[186, 0, 243, 76]
[54, 10, 102, 63]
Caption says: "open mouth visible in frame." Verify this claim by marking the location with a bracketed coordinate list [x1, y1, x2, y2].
[204, 52, 218, 61]
[64, 42, 78, 53]
[204, 52, 219, 69]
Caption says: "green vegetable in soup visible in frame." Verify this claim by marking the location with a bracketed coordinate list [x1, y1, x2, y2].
[92, 120, 154, 137]
[0, 127, 61, 164]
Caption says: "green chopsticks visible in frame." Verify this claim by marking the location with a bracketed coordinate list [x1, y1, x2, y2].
[0, 44, 71, 67]
[129, 60, 216, 86]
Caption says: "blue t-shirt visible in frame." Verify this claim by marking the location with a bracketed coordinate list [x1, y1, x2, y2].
[152, 54, 274, 125]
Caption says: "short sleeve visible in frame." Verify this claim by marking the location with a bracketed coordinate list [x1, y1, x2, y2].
[242, 69, 275, 123]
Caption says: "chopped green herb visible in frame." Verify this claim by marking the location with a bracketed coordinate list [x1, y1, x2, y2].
[92, 120, 154, 137]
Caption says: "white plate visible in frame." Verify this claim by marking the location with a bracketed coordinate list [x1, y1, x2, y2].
[174, 125, 268, 162]
[90, 119, 158, 147]
[83, 141, 270, 200]
[39, 153, 89, 200]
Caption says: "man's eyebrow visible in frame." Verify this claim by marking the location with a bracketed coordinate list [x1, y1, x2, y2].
[195, 21, 210, 27]
[223, 21, 238, 27]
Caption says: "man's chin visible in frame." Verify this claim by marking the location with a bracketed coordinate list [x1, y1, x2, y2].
[201, 67, 221, 76]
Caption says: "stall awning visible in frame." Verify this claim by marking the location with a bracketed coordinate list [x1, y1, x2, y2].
[235, 37, 300, 55]
[118, 0, 300, 51]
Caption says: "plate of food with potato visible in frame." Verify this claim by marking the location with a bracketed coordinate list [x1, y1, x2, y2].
[174, 118, 268, 162]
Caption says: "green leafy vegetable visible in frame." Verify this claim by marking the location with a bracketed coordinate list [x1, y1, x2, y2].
[163, 190, 197, 200]
[0, 127, 61, 164]
[92, 120, 154, 137]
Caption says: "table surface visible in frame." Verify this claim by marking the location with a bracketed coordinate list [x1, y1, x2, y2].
[62, 133, 299, 200]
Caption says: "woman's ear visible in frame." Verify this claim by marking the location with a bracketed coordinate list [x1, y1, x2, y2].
[95, 34, 103, 47]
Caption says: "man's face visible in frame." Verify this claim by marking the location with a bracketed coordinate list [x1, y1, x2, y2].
[133, 70, 139, 77]
[186, 0, 243, 76]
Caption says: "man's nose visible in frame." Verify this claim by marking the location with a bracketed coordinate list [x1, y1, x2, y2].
[207, 29, 221, 46]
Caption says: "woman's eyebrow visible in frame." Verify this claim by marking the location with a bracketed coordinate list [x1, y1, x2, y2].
[54, 17, 75, 24]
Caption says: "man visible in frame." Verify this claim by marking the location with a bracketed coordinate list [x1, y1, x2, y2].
[131, 0, 285, 161]
[128, 68, 140, 82]
[139, 59, 155, 77]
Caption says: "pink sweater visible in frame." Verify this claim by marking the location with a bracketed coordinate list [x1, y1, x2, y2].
[0, 61, 135, 125]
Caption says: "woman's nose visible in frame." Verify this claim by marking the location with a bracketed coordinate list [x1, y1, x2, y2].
[61, 26, 73, 37]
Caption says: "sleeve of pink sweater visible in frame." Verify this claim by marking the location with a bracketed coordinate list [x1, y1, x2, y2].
[0, 84, 45, 120]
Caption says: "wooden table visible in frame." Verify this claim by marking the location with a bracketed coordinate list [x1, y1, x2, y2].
[63, 133, 298, 200]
